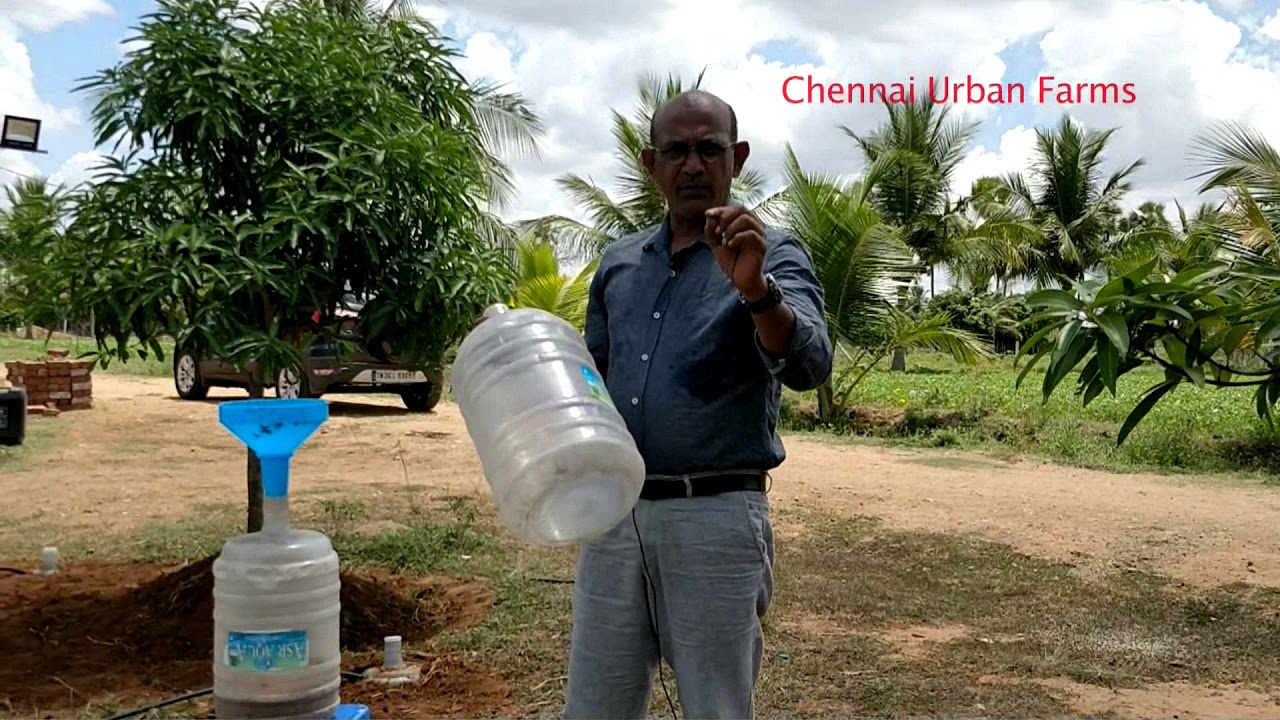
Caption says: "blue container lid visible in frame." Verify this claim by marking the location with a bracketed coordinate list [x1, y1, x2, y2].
[334, 703, 371, 719]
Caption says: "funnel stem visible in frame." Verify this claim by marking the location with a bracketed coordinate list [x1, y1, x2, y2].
[262, 496, 289, 534]
[259, 454, 292, 499]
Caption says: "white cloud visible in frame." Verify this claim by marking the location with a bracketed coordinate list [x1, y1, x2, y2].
[0, 3, 105, 196]
[411, 1, 448, 27]
[0, 149, 41, 185]
[0, 150, 111, 214]
[11, 0, 1280, 246]
[454, 32, 516, 87]
[117, 33, 149, 56]
[50, 151, 109, 191]
[1212, 0, 1255, 15]
[441, 0, 674, 34]
[0, 19, 80, 133]
[1030, 0, 1280, 212]
[421, 0, 1280, 236]
[0, 0, 112, 33]
[1259, 8, 1280, 41]
[952, 126, 1040, 196]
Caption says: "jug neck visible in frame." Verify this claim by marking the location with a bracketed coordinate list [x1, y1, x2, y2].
[262, 496, 290, 534]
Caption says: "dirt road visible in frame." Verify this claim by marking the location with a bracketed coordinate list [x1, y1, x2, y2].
[4, 374, 1279, 588]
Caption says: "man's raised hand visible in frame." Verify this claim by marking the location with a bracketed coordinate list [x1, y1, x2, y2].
[705, 204, 768, 300]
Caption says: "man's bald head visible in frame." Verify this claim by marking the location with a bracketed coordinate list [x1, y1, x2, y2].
[649, 89, 738, 147]
[641, 88, 749, 230]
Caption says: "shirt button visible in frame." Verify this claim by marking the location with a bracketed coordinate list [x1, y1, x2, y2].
[669, 269, 676, 277]
[631, 397, 639, 405]
[652, 311, 661, 319]
[641, 353, 649, 361]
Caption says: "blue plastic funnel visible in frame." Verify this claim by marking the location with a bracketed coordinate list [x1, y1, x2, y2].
[219, 399, 329, 498]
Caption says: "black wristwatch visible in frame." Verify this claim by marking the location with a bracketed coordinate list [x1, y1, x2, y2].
[741, 273, 782, 314]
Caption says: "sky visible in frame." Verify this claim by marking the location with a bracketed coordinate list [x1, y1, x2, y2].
[3, 0, 1280, 287]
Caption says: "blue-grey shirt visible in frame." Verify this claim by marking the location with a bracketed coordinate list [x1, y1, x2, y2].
[584, 217, 833, 476]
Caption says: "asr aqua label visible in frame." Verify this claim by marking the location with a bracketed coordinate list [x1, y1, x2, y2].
[579, 364, 615, 408]
[225, 630, 309, 671]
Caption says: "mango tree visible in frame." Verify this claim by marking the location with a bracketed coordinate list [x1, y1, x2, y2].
[55, 0, 530, 531]
[1018, 120, 1280, 444]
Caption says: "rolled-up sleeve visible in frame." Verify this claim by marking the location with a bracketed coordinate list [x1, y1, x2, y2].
[584, 261, 610, 380]
[754, 230, 833, 391]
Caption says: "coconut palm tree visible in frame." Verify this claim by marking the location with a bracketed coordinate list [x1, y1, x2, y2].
[1185, 120, 1280, 265]
[942, 175, 1042, 294]
[517, 70, 773, 262]
[846, 100, 1029, 370]
[0, 176, 73, 338]
[771, 143, 992, 420]
[1103, 201, 1230, 278]
[1000, 115, 1142, 287]
[509, 238, 598, 331]
[844, 97, 980, 297]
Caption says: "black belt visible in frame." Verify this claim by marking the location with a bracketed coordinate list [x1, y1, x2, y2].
[639, 472, 767, 500]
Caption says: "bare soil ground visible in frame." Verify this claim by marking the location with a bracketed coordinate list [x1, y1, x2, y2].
[9, 374, 1280, 588]
[0, 560, 509, 718]
[4, 373, 1280, 718]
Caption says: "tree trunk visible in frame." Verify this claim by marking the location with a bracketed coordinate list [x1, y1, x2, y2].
[245, 379, 265, 533]
[246, 450, 264, 533]
[817, 378, 836, 423]
[890, 347, 906, 372]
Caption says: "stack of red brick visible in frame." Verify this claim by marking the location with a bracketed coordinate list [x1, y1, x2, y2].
[5, 351, 94, 414]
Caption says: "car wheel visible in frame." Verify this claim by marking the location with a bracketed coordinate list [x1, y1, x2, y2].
[174, 348, 209, 400]
[401, 373, 443, 413]
[275, 366, 313, 399]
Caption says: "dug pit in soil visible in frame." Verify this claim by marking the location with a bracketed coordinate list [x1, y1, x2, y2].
[0, 558, 509, 717]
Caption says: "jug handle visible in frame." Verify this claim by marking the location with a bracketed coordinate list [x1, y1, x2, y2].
[471, 303, 510, 329]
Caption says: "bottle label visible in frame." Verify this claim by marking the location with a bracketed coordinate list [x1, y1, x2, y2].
[225, 630, 309, 671]
[579, 365, 615, 408]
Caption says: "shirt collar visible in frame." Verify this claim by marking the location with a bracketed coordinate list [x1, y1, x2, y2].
[642, 212, 708, 261]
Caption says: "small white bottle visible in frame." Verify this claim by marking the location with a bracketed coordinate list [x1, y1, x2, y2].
[40, 546, 58, 575]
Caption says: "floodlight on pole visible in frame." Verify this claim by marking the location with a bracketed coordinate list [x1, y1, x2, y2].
[0, 115, 46, 154]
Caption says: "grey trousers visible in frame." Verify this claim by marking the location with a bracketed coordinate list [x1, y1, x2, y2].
[562, 490, 775, 719]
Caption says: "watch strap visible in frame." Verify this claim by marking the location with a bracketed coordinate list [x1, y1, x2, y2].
[742, 274, 782, 313]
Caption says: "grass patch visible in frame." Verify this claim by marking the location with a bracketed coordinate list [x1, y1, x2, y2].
[0, 415, 61, 472]
[127, 503, 244, 562]
[0, 333, 173, 378]
[781, 353, 1280, 481]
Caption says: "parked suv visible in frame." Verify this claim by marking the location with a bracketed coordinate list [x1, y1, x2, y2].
[172, 295, 445, 412]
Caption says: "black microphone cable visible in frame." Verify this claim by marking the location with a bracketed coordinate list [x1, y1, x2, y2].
[632, 507, 681, 719]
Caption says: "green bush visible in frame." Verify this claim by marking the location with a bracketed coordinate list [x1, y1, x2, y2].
[925, 289, 1054, 354]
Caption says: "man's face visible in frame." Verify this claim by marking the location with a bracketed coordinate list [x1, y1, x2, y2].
[643, 102, 749, 225]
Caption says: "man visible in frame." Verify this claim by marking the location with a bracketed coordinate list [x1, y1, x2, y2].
[562, 89, 832, 719]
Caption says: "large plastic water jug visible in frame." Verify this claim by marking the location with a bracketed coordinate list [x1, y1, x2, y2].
[451, 303, 646, 546]
[212, 399, 342, 719]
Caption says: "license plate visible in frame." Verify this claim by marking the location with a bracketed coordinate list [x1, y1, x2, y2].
[373, 370, 416, 383]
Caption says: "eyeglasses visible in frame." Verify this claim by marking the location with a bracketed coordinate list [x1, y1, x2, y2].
[651, 140, 738, 164]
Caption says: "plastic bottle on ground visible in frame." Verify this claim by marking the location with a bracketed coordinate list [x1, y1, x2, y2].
[212, 399, 341, 719]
